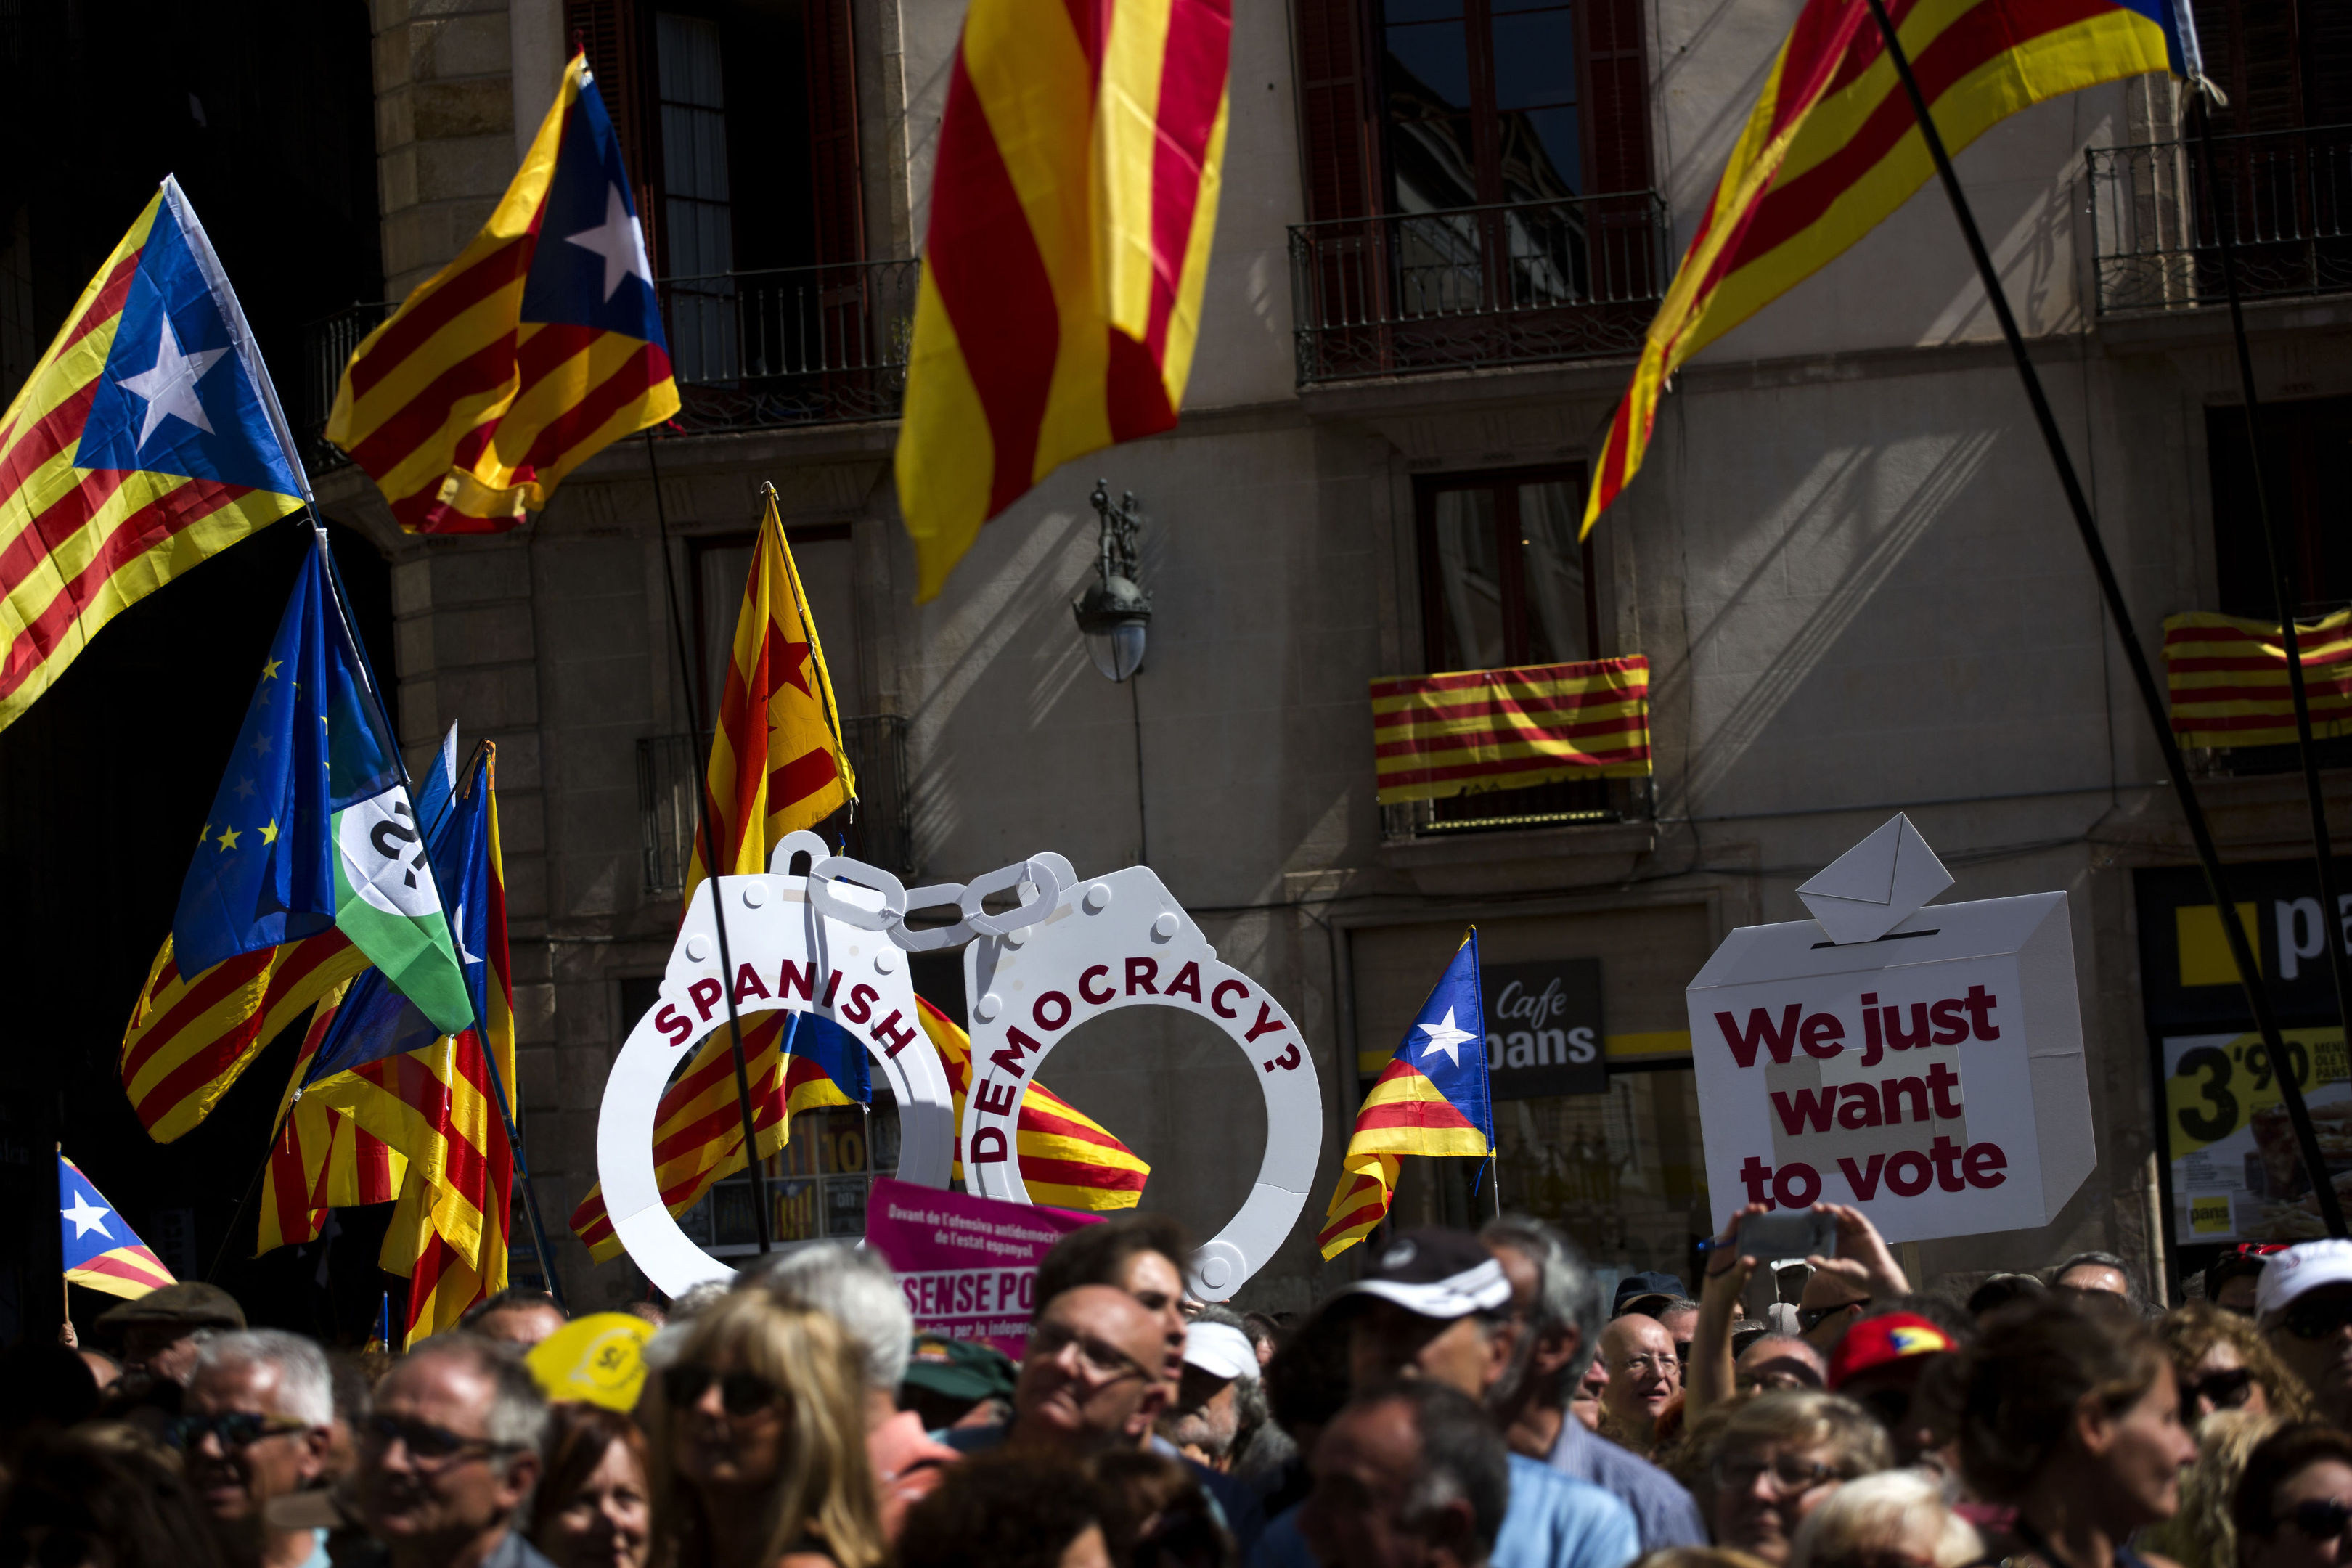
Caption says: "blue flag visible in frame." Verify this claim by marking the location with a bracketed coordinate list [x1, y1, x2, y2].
[1407, 931, 1494, 1152]
[173, 534, 473, 1032]
[780, 1012, 873, 1106]
[59, 1153, 176, 1299]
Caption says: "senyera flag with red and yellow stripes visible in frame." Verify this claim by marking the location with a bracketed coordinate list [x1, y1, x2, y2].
[326, 52, 677, 534]
[0, 175, 308, 732]
[256, 979, 409, 1256]
[569, 1012, 866, 1262]
[894, 0, 1231, 599]
[918, 998, 1150, 1209]
[687, 491, 855, 910]
[121, 932, 369, 1144]
[1580, 0, 2202, 536]
[2163, 609, 2352, 749]
[1371, 658, 1651, 806]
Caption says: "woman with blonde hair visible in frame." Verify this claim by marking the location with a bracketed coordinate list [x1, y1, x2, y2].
[1789, 1470, 1982, 1568]
[2161, 1304, 2316, 1429]
[1702, 1390, 1892, 1566]
[644, 1290, 884, 1568]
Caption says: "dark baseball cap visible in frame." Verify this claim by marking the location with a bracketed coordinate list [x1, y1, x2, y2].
[1339, 1228, 1512, 1320]
[95, 1281, 245, 1331]
[1612, 1271, 1686, 1318]
[899, 1333, 1017, 1403]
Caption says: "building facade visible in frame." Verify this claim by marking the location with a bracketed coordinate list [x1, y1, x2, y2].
[315, 0, 2352, 1311]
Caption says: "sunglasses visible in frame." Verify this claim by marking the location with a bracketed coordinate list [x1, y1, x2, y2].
[2186, 1366, 2257, 1410]
[2287, 1500, 2352, 1543]
[662, 1363, 782, 1417]
[361, 1413, 505, 1469]
[2284, 1297, 2352, 1341]
[168, 1410, 311, 1452]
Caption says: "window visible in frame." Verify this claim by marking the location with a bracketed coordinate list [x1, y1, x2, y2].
[2194, 1, 2352, 135]
[658, 12, 738, 382]
[2208, 396, 2352, 623]
[1293, 0, 1648, 222]
[1417, 467, 1597, 673]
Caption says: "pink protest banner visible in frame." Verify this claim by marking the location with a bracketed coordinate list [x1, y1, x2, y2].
[862, 1176, 1104, 1357]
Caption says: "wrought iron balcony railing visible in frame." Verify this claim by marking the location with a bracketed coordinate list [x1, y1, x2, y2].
[1289, 192, 1673, 386]
[638, 713, 912, 894]
[299, 257, 920, 470]
[2088, 124, 2352, 314]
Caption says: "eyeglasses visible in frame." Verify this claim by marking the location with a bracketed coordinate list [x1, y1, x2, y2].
[168, 1410, 312, 1452]
[2186, 1366, 2257, 1411]
[661, 1364, 782, 1418]
[1614, 1353, 1677, 1378]
[1714, 1454, 1839, 1498]
[360, 1413, 507, 1470]
[2287, 1500, 2352, 1543]
[1798, 1303, 1861, 1332]
[2284, 1296, 2352, 1341]
[1029, 1320, 1153, 1385]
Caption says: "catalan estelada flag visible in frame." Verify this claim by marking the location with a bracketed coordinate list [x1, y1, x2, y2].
[59, 1153, 176, 1301]
[0, 176, 306, 732]
[1320, 932, 1494, 1259]
[325, 52, 677, 534]
[1580, 0, 2202, 536]
[687, 491, 854, 910]
[918, 998, 1150, 1209]
[1373, 658, 1651, 806]
[894, 0, 1230, 599]
[568, 1011, 871, 1263]
[2163, 610, 2352, 750]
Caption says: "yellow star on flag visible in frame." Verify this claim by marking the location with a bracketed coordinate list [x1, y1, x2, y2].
[216, 825, 241, 851]
[259, 820, 279, 844]
[262, 658, 282, 679]
[234, 777, 255, 799]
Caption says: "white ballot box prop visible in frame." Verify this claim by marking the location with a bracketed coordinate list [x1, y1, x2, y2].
[1686, 880, 2095, 1244]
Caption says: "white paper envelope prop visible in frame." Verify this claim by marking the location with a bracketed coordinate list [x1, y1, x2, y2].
[1795, 814, 1955, 945]
[1686, 889, 2094, 1245]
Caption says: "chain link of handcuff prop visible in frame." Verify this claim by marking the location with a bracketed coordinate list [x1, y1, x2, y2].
[595, 838, 1322, 1299]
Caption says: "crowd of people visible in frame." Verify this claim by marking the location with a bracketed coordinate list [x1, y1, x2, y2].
[7, 1204, 2352, 1568]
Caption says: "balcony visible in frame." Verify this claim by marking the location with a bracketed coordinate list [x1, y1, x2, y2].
[637, 713, 913, 894]
[298, 256, 919, 469]
[1288, 192, 1672, 387]
[2088, 124, 2352, 315]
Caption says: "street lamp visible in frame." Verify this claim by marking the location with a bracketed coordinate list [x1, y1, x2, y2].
[1072, 479, 1151, 682]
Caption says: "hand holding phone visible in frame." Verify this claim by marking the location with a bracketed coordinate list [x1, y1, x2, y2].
[1715, 1209, 1837, 1263]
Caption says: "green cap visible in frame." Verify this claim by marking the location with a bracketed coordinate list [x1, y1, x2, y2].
[899, 1333, 1017, 1402]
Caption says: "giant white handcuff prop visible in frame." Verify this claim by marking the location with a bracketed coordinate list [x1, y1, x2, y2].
[594, 835, 1322, 1299]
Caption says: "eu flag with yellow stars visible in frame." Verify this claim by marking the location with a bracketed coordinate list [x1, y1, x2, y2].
[172, 531, 473, 1033]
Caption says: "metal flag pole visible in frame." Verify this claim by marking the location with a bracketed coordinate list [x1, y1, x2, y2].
[2189, 91, 2352, 1090]
[646, 432, 775, 1254]
[1858, 0, 2347, 1236]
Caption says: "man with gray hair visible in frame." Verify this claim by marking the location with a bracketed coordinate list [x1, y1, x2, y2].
[1482, 1215, 1706, 1551]
[358, 1336, 554, 1568]
[181, 1330, 335, 1568]
[748, 1241, 958, 1535]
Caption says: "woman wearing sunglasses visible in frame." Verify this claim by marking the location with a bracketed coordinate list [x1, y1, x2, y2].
[645, 1291, 883, 1568]
[2234, 1424, 2352, 1568]
[1954, 1291, 2197, 1568]
[2163, 1304, 2316, 1431]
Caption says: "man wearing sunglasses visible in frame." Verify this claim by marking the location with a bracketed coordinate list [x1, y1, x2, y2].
[181, 1331, 334, 1568]
[2262, 1240, 2352, 1433]
[358, 1336, 555, 1568]
[944, 1284, 1172, 1461]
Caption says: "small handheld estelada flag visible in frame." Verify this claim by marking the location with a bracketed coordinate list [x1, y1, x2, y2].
[1319, 931, 1495, 1259]
[59, 1153, 176, 1300]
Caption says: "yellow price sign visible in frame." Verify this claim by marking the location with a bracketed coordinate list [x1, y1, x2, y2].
[2166, 1027, 2348, 1160]
[2189, 1194, 2234, 1234]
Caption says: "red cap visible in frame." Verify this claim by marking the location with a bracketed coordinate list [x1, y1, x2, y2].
[1826, 1312, 1955, 1389]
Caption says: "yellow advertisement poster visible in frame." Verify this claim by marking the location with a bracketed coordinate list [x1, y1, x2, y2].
[2164, 1028, 2351, 1243]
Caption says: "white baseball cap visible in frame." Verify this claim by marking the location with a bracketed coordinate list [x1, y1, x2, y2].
[1183, 1322, 1260, 1382]
[2255, 1238, 2352, 1322]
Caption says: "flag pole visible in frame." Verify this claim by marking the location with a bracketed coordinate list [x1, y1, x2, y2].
[646, 432, 775, 1254]
[2188, 91, 2352, 1081]
[1858, 0, 2347, 1237]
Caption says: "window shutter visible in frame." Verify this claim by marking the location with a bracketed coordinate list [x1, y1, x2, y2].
[1294, 0, 1375, 222]
[2303, 0, 2352, 126]
[1580, 0, 1649, 195]
[804, 0, 866, 265]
